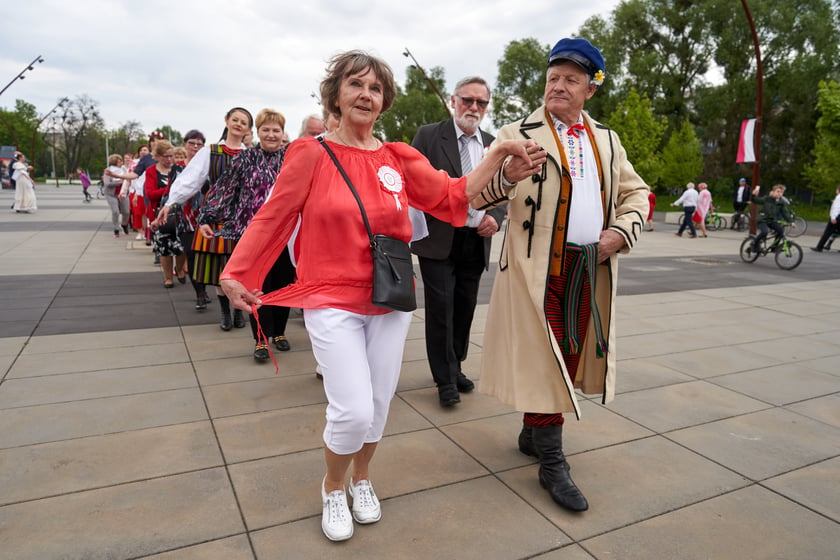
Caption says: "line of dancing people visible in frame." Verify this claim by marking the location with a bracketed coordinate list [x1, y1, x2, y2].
[107, 110, 328, 362]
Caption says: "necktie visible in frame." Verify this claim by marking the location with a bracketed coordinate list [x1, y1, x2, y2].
[459, 135, 473, 175]
[567, 123, 586, 138]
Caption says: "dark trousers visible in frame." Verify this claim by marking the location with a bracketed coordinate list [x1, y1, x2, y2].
[677, 206, 696, 235]
[249, 247, 296, 340]
[753, 222, 784, 250]
[815, 220, 839, 250]
[418, 228, 486, 388]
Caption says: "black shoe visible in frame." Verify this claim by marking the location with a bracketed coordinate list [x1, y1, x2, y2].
[811, 247, 823, 252]
[195, 294, 208, 310]
[438, 385, 460, 408]
[456, 373, 475, 393]
[273, 335, 291, 351]
[114, 229, 121, 238]
[233, 309, 246, 328]
[253, 343, 270, 362]
[218, 296, 233, 331]
[122, 224, 129, 234]
[532, 425, 589, 511]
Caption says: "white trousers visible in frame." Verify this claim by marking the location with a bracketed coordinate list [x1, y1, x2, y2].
[305, 308, 412, 455]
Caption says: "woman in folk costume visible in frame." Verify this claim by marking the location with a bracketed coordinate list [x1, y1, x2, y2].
[155, 107, 253, 329]
[11, 154, 37, 213]
[474, 38, 650, 512]
[197, 109, 294, 362]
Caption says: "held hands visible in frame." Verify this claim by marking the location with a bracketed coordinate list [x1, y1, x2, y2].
[220, 279, 263, 313]
[501, 140, 547, 184]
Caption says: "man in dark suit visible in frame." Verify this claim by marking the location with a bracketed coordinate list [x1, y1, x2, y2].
[411, 76, 507, 407]
[731, 177, 751, 230]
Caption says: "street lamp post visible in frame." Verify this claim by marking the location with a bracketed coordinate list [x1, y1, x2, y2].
[30, 97, 69, 185]
[402, 48, 451, 117]
[741, 0, 763, 235]
[0, 55, 44, 99]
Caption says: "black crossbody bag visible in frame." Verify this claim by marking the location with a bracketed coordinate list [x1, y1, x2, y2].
[318, 137, 417, 312]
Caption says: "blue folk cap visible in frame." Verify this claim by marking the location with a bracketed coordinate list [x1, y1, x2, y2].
[548, 38, 606, 84]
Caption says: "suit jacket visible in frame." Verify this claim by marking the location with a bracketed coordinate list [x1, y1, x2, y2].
[410, 119, 507, 267]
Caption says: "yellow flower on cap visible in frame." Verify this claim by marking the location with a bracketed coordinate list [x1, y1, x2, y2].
[592, 70, 605, 86]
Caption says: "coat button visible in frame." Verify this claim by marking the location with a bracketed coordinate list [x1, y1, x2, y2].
[556, 225, 564, 231]
[554, 252, 561, 258]
[559, 198, 568, 203]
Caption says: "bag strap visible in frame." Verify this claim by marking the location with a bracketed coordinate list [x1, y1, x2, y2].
[317, 136, 375, 244]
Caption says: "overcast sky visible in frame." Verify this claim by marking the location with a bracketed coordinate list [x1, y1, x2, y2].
[2, 0, 621, 144]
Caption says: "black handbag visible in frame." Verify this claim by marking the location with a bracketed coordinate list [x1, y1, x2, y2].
[318, 137, 417, 312]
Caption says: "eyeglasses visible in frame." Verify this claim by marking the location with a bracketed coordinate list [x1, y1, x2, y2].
[186, 141, 204, 147]
[455, 95, 490, 109]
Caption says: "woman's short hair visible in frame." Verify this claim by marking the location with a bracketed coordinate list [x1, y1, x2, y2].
[183, 129, 206, 143]
[320, 50, 396, 119]
[255, 108, 286, 131]
[153, 140, 173, 158]
[108, 154, 123, 166]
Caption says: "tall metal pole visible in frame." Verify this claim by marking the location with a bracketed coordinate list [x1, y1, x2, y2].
[741, 0, 762, 234]
[402, 48, 451, 117]
[0, 55, 44, 99]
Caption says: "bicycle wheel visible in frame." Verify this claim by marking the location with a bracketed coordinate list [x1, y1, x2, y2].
[710, 215, 724, 231]
[775, 240, 803, 270]
[785, 216, 807, 237]
[740, 237, 759, 263]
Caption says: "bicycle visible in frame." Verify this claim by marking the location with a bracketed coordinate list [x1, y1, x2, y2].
[731, 210, 751, 232]
[677, 206, 726, 231]
[739, 226, 803, 270]
[783, 211, 807, 238]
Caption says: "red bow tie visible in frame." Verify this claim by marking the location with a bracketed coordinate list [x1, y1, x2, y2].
[567, 123, 586, 138]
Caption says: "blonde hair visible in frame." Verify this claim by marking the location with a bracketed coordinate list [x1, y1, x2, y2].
[153, 140, 174, 158]
[108, 154, 123, 166]
[255, 108, 286, 130]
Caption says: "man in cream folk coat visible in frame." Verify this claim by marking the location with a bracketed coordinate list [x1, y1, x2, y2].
[474, 38, 649, 512]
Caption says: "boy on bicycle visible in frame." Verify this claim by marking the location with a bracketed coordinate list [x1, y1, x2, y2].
[749, 184, 793, 253]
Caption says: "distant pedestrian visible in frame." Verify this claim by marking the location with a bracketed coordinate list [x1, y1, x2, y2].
[646, 191, 656, 231]
[693, 182, 711, 237]
[78, 168, 92, 202]
[11, 154, 37, 213]
[811, 185, 840, 252]
[671, 182, 698, 237]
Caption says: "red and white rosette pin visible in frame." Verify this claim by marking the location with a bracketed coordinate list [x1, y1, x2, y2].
[378, 166, 403, 211]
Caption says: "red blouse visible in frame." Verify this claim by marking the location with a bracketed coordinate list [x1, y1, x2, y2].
[221, 137, 468, 315]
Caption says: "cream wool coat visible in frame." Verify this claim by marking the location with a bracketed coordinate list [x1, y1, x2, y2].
[476, 106, 649, 418]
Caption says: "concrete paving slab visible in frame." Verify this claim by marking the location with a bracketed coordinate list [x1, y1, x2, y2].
[668, 407, 840, 480]
[0, 388, 208, 448]
[763, 456, 840, 522]
[607, 380, 770, 433]
[498, 436, 750, 541]
[0, 421, 221, 504]
[582, 485, 840, 560]
[709, 363, 840, 405]
[786, 393, 840, 428]
[249, 477, 570, 560]
[0, 468, 244, 560]
[143, 535, 254, 560]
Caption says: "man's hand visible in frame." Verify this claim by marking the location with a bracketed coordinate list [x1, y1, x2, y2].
[476, 214, 499, 238]
[502, 141, 547, 184]
[598, 229, 625, 263]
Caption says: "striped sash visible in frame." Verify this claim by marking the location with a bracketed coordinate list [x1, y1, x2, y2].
[560, 243, 607, 358]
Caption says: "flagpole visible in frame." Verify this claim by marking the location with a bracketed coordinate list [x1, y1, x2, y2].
[741, 0, 762, 234]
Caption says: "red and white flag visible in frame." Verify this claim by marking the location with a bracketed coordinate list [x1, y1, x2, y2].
[736, 118, 756, 163]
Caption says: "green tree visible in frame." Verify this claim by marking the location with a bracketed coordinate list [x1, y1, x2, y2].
[659, 120, 704, 190]
[107, 121, 146, 158]
[606, 88, 666, 188]
[803, 80, 840, 200]
[375, 66, 450, 143]
[49, 95, 106, 178]
[491, 38, 549, 128]
[158, 125, 183, 146]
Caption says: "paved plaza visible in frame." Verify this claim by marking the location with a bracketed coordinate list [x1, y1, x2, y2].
[1, 184, 839, 559]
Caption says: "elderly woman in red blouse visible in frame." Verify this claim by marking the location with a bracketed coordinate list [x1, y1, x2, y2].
[220, 50, 545, 542]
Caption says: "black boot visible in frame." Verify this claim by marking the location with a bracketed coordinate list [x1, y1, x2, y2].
[518, 424, 538, 457]
[531, 424, 589, 511]
[218, 295, 233, 331]
[233, 309, 246, 328]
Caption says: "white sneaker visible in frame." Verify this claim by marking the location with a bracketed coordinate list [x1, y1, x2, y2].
[348, 479, 381, 524]
[321, 478, 353, 541]
[135, 233, 144, 240]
